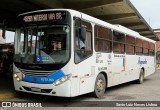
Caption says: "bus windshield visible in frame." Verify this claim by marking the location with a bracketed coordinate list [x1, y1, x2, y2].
[14, 25, 70, 64]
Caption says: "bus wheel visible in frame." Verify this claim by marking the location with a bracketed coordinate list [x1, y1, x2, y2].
[92, 74, 106, 98]
[137, 69, 144, 84]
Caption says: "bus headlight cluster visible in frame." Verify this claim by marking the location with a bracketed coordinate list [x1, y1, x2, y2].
[53, 74, 71, 86]
[13, 73, 21, 82]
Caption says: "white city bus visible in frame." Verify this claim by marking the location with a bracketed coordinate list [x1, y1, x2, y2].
[13, 9, 156, 98]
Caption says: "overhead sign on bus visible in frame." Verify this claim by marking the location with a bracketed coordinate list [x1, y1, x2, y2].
[22, 11, 66, 22]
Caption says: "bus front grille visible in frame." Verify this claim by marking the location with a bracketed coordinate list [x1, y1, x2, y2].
[19, 68, 56, 77]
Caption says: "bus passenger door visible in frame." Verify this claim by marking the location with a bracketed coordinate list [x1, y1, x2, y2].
[74, 18, 94, 95]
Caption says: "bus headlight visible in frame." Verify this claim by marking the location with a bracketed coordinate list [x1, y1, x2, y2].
[13, 73, 21, 82]
[53, 74, 71, 86]
[13, 73, 18, 78]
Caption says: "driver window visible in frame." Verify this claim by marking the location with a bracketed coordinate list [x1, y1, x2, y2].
[74, 19, 93, 64]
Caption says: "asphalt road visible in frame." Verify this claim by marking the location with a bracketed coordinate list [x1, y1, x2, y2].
[1, 69, 160, 110]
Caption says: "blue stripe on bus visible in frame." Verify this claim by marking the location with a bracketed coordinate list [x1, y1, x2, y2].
[23, 70, 65, 84]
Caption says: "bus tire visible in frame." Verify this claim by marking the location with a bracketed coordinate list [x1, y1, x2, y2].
[137, 69, 144, 84]
[92, 73, 106, 98]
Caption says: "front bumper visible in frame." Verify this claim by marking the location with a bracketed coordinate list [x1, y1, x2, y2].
[13, 78, 72, 97]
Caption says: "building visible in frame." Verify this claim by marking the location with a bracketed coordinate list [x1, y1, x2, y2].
[0, 30, 5, 44]
[156, 32, 160, 64]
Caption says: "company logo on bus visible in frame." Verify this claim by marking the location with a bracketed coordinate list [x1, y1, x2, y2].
[138, 57, 147, 64]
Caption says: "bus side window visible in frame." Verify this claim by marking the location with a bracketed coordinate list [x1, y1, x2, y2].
[135, 38, 143, 55]
[113, 43, 124, 53]
[113, 30, 125, 54]
[85, 31, 92, 50]
[149, 43, 155, 56]
[143, 40, 149, 56]
[113, 31, 125, 43]
[94, 25, 112, 52]
[126, 35, 135, 55]
[74, 19, 93, 64]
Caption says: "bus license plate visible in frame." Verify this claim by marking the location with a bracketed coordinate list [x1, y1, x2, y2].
[31, 87, 41, 92]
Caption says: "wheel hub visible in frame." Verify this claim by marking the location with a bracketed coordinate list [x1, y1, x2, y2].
[96, 79, 104, 92]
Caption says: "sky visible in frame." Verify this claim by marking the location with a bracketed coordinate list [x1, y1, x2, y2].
[4, 0, 160, 43]
[6, 31, 15, 43]
[130, 0, 160, 29]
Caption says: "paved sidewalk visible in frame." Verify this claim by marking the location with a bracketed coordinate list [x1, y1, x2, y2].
[0, 77, 16, 100]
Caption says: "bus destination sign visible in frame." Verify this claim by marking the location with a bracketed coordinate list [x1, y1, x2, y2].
[23, 11, 66, 22]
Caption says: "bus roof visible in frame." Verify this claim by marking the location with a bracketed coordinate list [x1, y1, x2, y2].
[19, 9, 155, 43]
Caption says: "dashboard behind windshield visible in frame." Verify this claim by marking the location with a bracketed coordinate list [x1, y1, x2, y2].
[14, 25, 70, 64]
